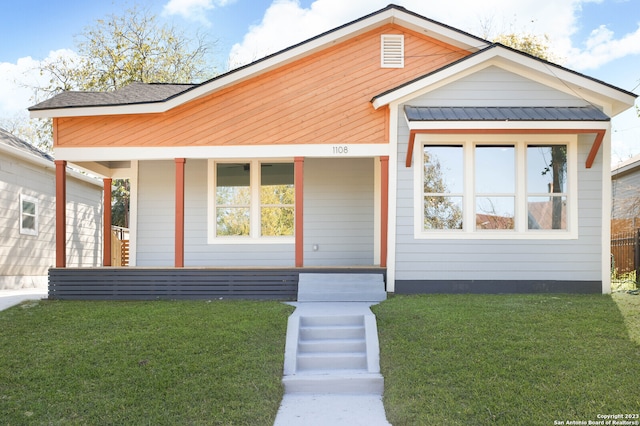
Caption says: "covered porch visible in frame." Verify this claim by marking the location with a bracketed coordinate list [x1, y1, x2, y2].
[52, 154, 390, 300]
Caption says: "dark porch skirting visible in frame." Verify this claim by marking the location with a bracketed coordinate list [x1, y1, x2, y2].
[395, 280, 602, 294]
[48, 267, 386, 300]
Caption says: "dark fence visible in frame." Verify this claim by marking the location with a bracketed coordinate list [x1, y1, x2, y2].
[611, 229, 639, 288]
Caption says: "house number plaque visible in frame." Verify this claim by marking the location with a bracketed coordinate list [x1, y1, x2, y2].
[332, 146, 349, 155]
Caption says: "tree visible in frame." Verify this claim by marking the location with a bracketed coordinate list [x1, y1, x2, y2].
[23, 6, 217, 228]
[111, 179, 130, 228]
[493, 32, 557, 62]
[423, 152, 463, 230]
[25, 5, 215, 152]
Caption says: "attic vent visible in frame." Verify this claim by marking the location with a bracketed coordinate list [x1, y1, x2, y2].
[381, 34, 404, 68]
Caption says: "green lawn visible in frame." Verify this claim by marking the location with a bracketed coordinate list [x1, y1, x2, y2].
[2, 294, 639, 425]
[372, 294, 640, 425]
[0, 300, 294, 425]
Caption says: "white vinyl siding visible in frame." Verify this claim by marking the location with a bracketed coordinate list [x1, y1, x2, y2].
[19, 194, 38, 235]
[0, 151, 102, 285]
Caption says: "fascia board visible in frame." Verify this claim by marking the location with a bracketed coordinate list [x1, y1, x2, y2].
[31, 8, 489, 119]
[54, 143, 391, 162]
[488, 50, 637, 116]
[373, 46, 637, 116]
[389, 13, 487, 51]
[30, 19, 384, 118]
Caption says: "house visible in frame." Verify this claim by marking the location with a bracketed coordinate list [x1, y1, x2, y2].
[0, 128, 103, 290]
[612, 154, 640, 234]
[28, 4, 637, 298]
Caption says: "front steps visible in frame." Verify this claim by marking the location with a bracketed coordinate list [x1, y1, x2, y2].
[283, 274, 386, 395]
[283, 312, 384, 394]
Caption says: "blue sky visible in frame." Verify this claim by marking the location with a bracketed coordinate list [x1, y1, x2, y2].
[0, 0, 638, 162]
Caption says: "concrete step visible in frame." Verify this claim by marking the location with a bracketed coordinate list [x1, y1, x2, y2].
[300, 315, 364, 327]
[297, 273, 386, 302]
[297, 352, 367, 371]
[298, 338, 366, 353]
[299, 324, 365, 340]
[283, 373, 384, 394]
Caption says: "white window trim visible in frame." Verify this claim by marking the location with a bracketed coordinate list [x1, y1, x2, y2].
[19, 194, 39, 236]
[413, 134, 578, 240]
[207, 159, 295, 244]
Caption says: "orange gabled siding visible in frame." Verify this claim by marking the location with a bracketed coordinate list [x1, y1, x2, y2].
[55, 24, 470, 148]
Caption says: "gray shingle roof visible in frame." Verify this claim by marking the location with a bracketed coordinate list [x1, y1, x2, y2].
[29, 82, 197, 111]
[404, 105, 610, 121]
[0, 127, 53, 162]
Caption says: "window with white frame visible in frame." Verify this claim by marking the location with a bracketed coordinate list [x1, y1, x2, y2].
[209, 160, 294, 242]
[20, 194, 38, 236]
[416, 134, 577, 239]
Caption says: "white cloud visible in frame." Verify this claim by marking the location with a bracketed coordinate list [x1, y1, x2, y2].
[564, 24, 640, 70]
[0, 49, 78, 119]
[228, 0, 639, 73]
[229, 0, 584, 67]
[163, 0, 233, 25]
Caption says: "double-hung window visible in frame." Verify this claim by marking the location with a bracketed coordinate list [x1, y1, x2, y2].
[416, 134, 576, 239]
[20, 194, 38, 236]
[209, 160, 294, 242]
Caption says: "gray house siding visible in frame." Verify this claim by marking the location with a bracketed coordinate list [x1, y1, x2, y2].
[136, 160, 295, 267]
[304, 158, 375, 266]
[393, 67, 603, 292]
[418, 66, 591, 107]
[135, 158, 376, 268]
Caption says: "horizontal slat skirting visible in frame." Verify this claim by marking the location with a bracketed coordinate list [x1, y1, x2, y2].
[48, 268, 385, 300]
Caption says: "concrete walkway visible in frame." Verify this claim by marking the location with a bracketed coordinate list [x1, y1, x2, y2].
[0, 288, 48, 311]
[274, 394, 390, 426]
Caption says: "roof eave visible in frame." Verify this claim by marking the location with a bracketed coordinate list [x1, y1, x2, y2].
[373, 44, 637, 116]
[0, 140, 103, 185]
[29, 4, 490, 119]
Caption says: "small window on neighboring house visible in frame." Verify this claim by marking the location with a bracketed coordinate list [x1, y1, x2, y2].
[20, 194, 38, 236]
[381, 34, 404, 68]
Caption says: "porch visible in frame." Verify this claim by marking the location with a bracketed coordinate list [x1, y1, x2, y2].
[47, 267, 387, 300]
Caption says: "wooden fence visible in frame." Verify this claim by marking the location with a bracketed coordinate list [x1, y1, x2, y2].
[611, 229, 639, 284]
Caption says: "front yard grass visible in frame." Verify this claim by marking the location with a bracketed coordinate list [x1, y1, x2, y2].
[0, 299, 294, 425]
[372, 294, 640, 426]
[2, 294, 639, 425]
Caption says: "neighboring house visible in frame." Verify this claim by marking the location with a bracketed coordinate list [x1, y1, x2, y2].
[29, 4, 637, 297]
[612, 154, 640, 234]
[0, 128, 103, 290]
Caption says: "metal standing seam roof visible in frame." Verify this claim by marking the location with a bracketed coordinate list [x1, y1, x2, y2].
[403, 105, 611, 121]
